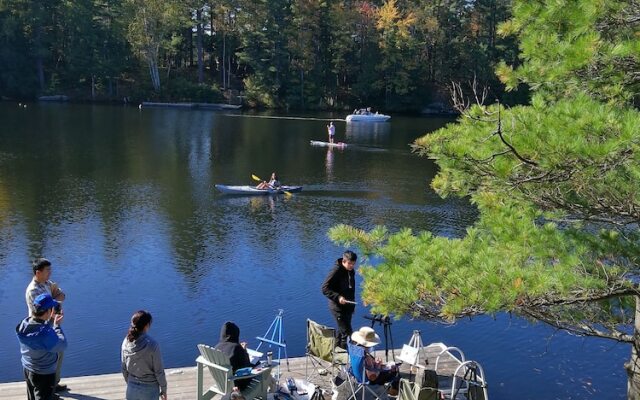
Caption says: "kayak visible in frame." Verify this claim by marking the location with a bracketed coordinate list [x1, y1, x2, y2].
[215, 184, 303, 195]
[310, 140, 348, 148]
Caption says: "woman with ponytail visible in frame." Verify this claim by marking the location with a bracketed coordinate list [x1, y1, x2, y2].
[121, 310, 167, 399]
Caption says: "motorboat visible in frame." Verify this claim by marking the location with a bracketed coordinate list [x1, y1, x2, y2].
[345, 108, 390, 122]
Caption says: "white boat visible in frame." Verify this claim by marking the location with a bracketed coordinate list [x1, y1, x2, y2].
[345, 109, 390, 123]
[310, 140, 348, 148]
[215, 184, 303, 195]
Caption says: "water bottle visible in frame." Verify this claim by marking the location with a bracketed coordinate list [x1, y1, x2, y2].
[266, 351, 273, 366]
[287, 377, 297, 393]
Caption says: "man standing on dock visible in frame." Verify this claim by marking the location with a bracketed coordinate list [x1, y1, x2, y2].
[327, 121, 336, 144]
[17, 294, 68, 400]
[321, 250, 358, 349]
[25, 258, 68, 394]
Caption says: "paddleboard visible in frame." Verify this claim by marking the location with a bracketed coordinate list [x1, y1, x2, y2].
[310, 140, 348, 148]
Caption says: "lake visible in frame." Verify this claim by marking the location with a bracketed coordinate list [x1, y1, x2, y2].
[0, 102, 627, 399]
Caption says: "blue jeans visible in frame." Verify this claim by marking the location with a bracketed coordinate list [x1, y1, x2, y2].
[126, 380, 160, 400]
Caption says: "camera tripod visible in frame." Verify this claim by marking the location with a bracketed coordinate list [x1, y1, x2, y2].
[364, 314, 395, 362]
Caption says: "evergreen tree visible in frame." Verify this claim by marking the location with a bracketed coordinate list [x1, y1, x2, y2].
[330, 0, 640, 396]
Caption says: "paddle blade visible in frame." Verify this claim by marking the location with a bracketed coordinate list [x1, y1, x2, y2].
[251, 174, 262, 182]
[283, 190, 292, 197]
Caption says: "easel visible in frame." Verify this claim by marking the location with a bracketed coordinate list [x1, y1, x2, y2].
[255, 309, 290, 382]
[364, 314, 395, 362]
[398, 330, 428, 373]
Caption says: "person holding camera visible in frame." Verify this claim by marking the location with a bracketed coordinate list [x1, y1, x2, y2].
[25, 258, 68, 393]
[16, 293, 68, 400]
[321, 250, 358, 349]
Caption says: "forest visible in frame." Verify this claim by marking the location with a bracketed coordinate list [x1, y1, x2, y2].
[0, 0, 521, 110]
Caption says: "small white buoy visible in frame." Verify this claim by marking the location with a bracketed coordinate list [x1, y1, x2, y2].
[23, 104, 27, 108]
[18, 103, 22, 107]
[138, 104, 142, 110]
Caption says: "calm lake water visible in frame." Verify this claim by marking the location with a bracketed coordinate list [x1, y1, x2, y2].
[0, 103, 627, 398]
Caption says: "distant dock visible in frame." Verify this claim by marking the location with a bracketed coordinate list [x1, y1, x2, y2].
[141, 102, 242, 110]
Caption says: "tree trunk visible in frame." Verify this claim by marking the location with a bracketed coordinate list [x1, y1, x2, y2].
[214, 9, 217, 73]
[227, 46, 231, 89]
[626, 296, 640, 399]
[35, 25, 45, 92]
[188, 26, 193, 68]
[300, 68, 304, 108]
[221, 32, 226, 89]
[148, 57, 160, 92]
[196, 8, 204, 84]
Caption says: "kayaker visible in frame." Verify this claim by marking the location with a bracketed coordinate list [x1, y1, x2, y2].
[256, 172, 281, 190]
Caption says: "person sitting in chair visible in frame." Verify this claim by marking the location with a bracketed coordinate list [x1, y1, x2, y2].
[351, 326, 400, 395]
[215, 321, 254, 390]
[256, 172, 281, 190]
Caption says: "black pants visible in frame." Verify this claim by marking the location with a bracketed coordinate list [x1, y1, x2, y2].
[330, 308, 353, 349]
[24, 368, 56, 400]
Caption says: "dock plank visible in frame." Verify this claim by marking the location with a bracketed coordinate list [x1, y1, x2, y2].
[0, 346, 471, 400]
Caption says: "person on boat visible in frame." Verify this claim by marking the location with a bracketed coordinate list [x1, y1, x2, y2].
[327, 121, 336, 144]
[121, 310, 167, 400]
[350, 326, 400, 395]
[214, 321, 254, 390]
[25, 257, 68, 394]
[321, 250, 357, 349]
[256, 172, 281, 190]
[16, 293, 68, 400]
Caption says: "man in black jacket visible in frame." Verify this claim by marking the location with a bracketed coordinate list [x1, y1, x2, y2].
[321, 250, 357, 349]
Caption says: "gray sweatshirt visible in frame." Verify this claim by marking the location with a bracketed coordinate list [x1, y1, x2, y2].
[121, 333, 167, 395]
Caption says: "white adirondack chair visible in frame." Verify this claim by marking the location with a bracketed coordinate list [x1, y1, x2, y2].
[196, 344, 269, 400]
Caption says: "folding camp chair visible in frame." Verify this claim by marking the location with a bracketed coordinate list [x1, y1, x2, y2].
[305, 319, 348, 383]
[196, 344, 270, 400]
[441, 360, 488, 400]
[398, 377, 440, 400]
[344, 341, 386, 400]
[429, 344, 488, 400]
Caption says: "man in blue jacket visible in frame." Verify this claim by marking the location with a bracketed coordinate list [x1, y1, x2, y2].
[16, 293, 68, 400]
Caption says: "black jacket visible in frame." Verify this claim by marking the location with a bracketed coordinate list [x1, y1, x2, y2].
[214, 321, 252, 372]
[321, 258, 356, 313]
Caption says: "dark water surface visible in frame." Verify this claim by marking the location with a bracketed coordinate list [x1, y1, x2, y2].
[0, 103, 627, 398]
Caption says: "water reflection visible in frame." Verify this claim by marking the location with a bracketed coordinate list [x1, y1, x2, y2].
[325, 148, 334, 181]
[345, 122, 391, 144]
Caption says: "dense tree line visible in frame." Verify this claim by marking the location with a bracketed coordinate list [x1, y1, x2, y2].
[0, 0, 519, 110]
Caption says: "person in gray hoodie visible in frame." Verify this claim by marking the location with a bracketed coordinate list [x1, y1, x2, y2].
[121, 310, 167, 400]
[16, 293, 68, 400]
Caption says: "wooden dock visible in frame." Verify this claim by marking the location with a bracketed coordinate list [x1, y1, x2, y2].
[0, 345, 472, 400]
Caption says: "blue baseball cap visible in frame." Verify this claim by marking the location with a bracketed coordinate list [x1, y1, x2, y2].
[33, 294, 59, 313]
